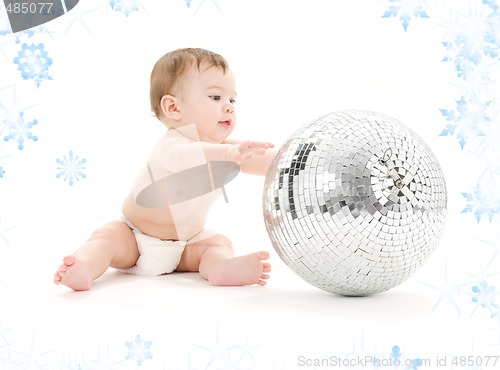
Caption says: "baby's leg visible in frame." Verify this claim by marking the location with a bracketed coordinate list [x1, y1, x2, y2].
[176, 230, 271, 286]
[53, 221, 139, 291]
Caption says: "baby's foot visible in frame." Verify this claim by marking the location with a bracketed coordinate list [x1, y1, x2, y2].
[208, 251, 271, 286]
[53, 255, 92, 291]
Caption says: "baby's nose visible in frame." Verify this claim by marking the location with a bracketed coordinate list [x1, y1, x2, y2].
[224, 103, 234, 113]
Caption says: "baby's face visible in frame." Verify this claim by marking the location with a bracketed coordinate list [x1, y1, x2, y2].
[177, 64, 237, 143]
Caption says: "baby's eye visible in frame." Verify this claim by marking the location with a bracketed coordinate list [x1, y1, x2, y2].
[210, 95, 221, 101]
[229, 99, 236, 104]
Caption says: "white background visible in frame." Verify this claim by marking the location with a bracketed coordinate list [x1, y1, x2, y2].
[1, 0, 499, 369]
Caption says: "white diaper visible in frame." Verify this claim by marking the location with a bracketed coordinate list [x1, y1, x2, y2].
[120, 218, 186, 276]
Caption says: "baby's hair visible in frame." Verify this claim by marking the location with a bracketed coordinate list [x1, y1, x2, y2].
[150, 48, 229, 120]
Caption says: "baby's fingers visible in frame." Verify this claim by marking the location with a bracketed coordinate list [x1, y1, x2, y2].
[235, 141, 274, 161]
[250, 141, 274, 150]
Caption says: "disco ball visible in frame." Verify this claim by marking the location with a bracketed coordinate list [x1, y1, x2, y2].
[263, 110, 447, 296]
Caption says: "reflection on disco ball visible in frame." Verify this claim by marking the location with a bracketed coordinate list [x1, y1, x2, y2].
[263, 111, 447, 296]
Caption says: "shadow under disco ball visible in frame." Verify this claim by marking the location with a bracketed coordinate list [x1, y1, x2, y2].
[263, 110, 447, 296]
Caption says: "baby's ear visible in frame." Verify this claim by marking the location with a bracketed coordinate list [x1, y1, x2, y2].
[160, 95, 182, 121]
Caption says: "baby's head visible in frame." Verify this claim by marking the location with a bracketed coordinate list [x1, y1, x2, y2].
[150, 48, 229, 126]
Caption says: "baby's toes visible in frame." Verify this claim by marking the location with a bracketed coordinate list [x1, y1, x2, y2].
[54, 267, 66, 283]
[256, 251, 270, 261]
[63, 255, 75, 266]
[262, 263, 271, 273]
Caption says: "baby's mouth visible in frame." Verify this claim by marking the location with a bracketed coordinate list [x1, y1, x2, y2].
[218, 120, 232, 128]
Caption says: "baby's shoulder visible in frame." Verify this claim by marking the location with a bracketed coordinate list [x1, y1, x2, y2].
[154, 132, 191, 152]
[149, 134, 205, 172]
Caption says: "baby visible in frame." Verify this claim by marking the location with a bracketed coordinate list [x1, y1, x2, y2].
[54, 48, 275, 291]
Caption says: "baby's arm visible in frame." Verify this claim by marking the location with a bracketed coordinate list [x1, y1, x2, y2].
[165, 140, 273, 172]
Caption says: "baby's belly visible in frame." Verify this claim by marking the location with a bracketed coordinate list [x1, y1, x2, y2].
[122, 189, 221, 241]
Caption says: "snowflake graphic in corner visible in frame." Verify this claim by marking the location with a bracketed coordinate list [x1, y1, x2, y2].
[439, 95, 491, 149]
[56, 151, 87, 186]
[442, 38, 481, 80]
[110, 0, 140, 17]
[125, 335, 152, 366]
[471, 281, 498, 310]
[0, 167, 4, 179]
[462, 183, 500, 222]
[382, 0, 429, 31]
[13, 43, 53, 87]
[2, 111, 38, 150]
[482, 0, 500, 54]
[440, 3, 500, 80]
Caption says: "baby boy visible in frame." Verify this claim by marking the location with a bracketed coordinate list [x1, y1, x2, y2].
[54, 48, 275, 291]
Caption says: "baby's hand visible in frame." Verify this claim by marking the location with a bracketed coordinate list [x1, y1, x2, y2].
[227, 141, 274, 163]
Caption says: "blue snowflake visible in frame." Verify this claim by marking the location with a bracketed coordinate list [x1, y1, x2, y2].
[471, 281, 498, 310]
[483, 0, 500, 46]
[110, 0, 140, 17]
[442, 37, 483, 80]
[439, 95, 491, 149]
[388, 345, 423, 369]
[0, 167, 4, 179]
[185, 0, 192, 8]
[2, 111, 38, 150]
[382, 0, 429, 31]
[483, 0, 500, 12]
[408, 359, 424, 370]
[13, 43, 53, 87]
[441, 2, 500, 79]
[56, 151, 87, 186]
[462, 184, 500, 222]
[125, 335, 152, 366]
[390, 345, 402, 360]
